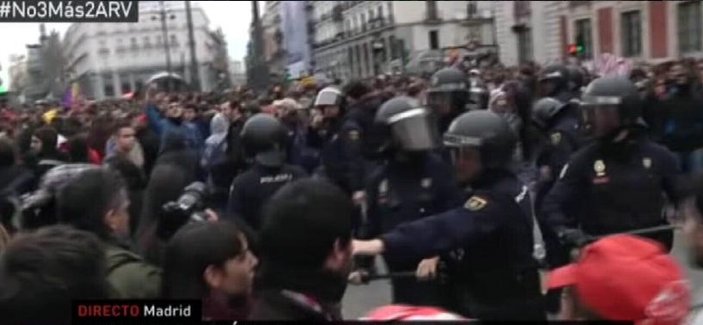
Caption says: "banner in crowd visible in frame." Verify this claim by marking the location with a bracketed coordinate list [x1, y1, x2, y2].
[281, 1, 311, 79]
[594, 53, 632, 78]
[61, 82, 82, 111]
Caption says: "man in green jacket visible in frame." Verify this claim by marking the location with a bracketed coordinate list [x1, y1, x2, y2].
[57, 168, 162, 298]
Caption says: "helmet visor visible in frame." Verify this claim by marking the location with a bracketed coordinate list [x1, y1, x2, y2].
[314, 89, 343, 107]
[581, 103, 621, 137]
[427, 92, 453, 115]
[389, 108, 439, 151]
[443, 133, 483, 148]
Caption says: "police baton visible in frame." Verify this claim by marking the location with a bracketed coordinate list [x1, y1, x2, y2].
[586, 224, 680, 243]
[568, 224, 680, 261]
[363, 271, 417, 281]
[348, 271, 419, 285]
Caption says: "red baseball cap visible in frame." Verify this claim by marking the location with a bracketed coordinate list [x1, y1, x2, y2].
[548, 235, 691, 324]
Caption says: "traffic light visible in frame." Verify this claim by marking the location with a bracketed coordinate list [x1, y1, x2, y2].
[567, 43, 585, 56]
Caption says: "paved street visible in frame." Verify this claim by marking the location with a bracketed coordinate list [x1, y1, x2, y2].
[342, 231, 703, 319]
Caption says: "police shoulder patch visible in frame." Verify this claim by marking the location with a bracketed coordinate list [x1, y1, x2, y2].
[464, 196, 488, 211]
[348, 130, 360, 141]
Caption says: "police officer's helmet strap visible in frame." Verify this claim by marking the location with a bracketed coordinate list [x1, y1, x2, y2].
[387, 108, 427, 124]
[443, 134, 483, 147]
[581, 95, 622, 106]
[541, 71, 563, 80]
[430, 82, 468, 92]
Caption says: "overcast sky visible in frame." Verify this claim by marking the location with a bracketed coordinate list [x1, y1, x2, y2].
[0, 1, 263, 89]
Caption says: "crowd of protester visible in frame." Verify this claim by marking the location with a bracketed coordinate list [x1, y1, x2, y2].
[0, 55, 702, 324]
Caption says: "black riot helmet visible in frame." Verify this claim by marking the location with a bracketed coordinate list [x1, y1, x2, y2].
[532, 97, 567, 130]
[427, 67, 469, 115]
[565, 65, 585, 93]
[539, 64, 569, 97]
[580, 76, 643, 138]
[444, 110, 517, 169]
[240, 113, 288, 167]
[375, 96, 440, 152]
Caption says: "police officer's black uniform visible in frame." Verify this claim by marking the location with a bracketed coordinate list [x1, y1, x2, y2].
[364, 96, 463, 307]
[227, 114, 307, 232]
[531, 96, 586, 313]
[542, 77, 680, 251]
[364, 111, 545, 320]
[532, 97, 586, 209]
[308, 88, 366, 195]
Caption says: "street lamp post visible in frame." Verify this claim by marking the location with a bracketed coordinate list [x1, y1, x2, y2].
[185, 1, 200, 91]
[153, 1, 175, 92]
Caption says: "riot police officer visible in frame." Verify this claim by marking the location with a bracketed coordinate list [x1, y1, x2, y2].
[227, 113, 307, 232]
[565, 65, 586, 100]
[531, 96, 587, 314]
[308, 85, 365, 197]
[532, 97, 586, 199]
[538, 64, 574, 103]
[353, 110, 545, 321]
[468, 69, 489, 111]
[542, 77, 680, 251]
[427, 67, 471, 134]
[362, 96, 462, 307]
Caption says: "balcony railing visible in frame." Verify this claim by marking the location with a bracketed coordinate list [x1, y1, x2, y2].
[332, 5, 343, 21]
[368, 17, 387, 30]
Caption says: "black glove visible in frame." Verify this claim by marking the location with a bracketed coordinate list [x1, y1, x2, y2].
[557, 228, 590, 247]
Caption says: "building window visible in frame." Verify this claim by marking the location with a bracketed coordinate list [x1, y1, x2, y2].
[426, 1, 438, 20]
[361, 13, 366, 31]
[621, 10, 642, 57]
[143, 36, 151, 48]
[389, 35, 397, 59]
[678, 1, 702, 54]
[517, 29, 533, 63]
[574, 18, 593, 59]
[122, 82, 131, 94]
[130, 37, 138, 50]
[156, 35, 162, 45]
[362, 43, 370, 76]
[468, 1, 478, 17]
[104, 84, 114, 97]
[378, 5, 383, 19]
[429, 30, 439, 50]
[170, 35, 178, 47]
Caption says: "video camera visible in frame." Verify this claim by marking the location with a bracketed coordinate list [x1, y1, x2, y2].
[158, 182, 210, 240]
